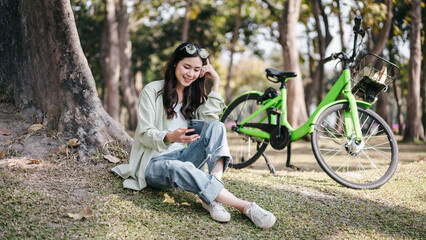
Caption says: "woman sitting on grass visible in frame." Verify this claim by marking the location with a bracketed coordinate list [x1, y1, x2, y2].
[112, 42, 276, 229]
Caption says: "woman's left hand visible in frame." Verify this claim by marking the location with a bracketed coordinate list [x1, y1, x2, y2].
[200, 59, 220, 92]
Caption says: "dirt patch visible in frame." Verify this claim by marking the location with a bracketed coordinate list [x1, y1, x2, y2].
[0, 103, 60, 161]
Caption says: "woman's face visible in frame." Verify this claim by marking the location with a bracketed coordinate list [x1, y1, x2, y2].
[175, 57, 203, 91]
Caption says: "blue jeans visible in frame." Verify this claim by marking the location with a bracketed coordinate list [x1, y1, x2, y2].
[145, 121, 231, 205]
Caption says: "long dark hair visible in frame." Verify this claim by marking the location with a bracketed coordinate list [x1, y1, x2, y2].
[158, 42, 208, 120]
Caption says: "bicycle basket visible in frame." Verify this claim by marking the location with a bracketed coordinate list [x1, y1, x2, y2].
[351, 53, 400, 103]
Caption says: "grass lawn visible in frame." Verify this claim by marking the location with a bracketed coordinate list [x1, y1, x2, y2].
[0, 139, 425, 239]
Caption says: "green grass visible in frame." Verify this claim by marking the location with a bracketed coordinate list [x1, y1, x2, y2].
[0, 153, 425, 239]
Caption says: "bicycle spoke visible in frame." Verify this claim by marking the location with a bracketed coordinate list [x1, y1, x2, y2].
[312, 103, 398, 189]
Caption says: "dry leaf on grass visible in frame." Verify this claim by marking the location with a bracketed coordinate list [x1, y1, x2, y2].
[28, 158, 40, 164]
[0, 128, 12, 135]
[67, 206, 93, 220]
[163, 193, 175, 204]
[58, 145, 68, 153]
[28, 124, 44, 132]
[0, 150, 5, 159]
[67, 138, 81, 147]
[104, 154, 120, 163]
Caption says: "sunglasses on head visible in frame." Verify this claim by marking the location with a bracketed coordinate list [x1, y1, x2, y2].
[180, 44, 209, 59]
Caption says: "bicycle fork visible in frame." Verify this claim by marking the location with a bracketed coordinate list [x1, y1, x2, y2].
[343, 85, 365, 154]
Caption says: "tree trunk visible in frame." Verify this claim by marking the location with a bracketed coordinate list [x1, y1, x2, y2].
[368, 0, 393, 124]
[135, 58, 143, 93]
[376, 93, 391, 125]
[336, 0, 345, 52]
[103, 0, 121, 121]
[422, 3, 426, 137]
[278, 0, 308, 127]
[369, 0, 393, 56]
[225, 0, 243, 104]
[403, 0, 424, 141]
[118, 0, 138, 130]
[305, 0, 332, 111]
[181, 0, 191, 43]
[0, 0, 131, 156]
[392, 73, 404, 135]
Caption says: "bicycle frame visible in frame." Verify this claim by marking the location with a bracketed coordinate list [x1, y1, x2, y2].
[230, 69, 372, 143]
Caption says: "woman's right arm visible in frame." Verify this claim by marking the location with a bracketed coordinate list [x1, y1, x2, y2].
[137, 86, 169, 152]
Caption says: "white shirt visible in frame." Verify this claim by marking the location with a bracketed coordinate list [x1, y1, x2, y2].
[154, 103, 187, 157]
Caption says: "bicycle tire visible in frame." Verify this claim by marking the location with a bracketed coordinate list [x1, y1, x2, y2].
[220, 93, 269, 169]
[311, 103, 398, 189]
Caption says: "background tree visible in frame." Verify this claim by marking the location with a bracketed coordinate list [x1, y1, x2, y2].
[404, 0, 424, 141]
[263, 0, 308, 127]
[181, 0, 191, 42]
[302, 0, 333, 113]
[118, 0, 138, 130]
[103, 0, 120, 121]
[224, 0, 243, 104]
[0, 0, 131, 157]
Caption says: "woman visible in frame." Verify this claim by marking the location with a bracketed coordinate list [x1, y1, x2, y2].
[112, 42, 276, 229]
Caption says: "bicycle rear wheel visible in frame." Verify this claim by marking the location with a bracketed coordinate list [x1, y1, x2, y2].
[220, 93, 269, 169]
[311, 103, 398, 189]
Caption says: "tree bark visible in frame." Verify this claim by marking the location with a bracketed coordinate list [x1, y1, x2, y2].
[403, 0, 424, 141]
[305, 0, 332, 111]
[369, 0, 393, 56]
[368, 0, 393, 125]
[336, 0, 345, 53]
[118, 0, 138, 130]
[422, 3, 426, 137]
[0, 0, 131, 156]
[103, 0, 121, 122]
[278, 0, 308, 127]
[181, 0, 191, 43]
[225, 0, 243, 104]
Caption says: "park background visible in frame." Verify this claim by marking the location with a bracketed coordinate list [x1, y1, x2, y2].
[71, 0, 425, 143]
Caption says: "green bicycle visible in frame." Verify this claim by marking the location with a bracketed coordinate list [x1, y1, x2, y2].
[220, 17, 400, 189]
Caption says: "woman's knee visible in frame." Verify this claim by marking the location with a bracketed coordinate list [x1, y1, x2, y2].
[205, 120, 226, 134]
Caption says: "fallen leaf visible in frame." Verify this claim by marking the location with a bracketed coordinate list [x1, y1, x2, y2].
[0, 128, 12, 135]
[67, 138, 81, 147]
[104, 154, 120, 163]
[0, 151, 5, 159]
[163, 193, 175, 204]
[58, 145, 68, 153]
[27, 159, 40, 164]
[180, 202, 191, 206]
[0, 94, 7, 101]
[67, 206, 93, 220]
[28, 124, 44, 132]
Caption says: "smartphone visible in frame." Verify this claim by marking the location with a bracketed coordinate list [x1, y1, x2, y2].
[185, 119, 205, 136]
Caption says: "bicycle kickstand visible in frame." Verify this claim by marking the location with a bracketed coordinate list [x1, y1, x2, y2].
[262, 153, 276, 174]
[286, 142, 301, 171]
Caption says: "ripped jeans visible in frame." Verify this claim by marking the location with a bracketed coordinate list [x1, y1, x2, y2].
[145, 120, 231, 205]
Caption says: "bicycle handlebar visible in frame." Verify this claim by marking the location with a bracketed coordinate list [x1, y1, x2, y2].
[353, 16, 362, 32]
[322, 16, 365, 68]
[321, 53, 337, 63]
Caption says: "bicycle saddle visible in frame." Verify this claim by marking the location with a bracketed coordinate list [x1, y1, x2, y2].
[266, 68, 297, 82]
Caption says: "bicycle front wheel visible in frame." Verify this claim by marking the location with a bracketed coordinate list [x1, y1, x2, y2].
[220, 93, 269, 169]
[311, 103, 398, 189]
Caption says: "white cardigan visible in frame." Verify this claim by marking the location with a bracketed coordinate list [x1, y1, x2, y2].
[111, 80, 225, 190]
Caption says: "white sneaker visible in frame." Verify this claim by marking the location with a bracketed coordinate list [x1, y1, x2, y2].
[201, 201, 231, 223]
[244, 202, 276, 229]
